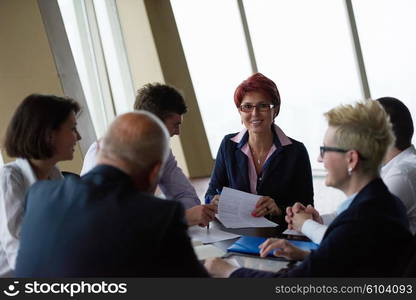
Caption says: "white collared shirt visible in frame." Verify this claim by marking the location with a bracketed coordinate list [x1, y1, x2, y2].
[0, 158, 62, 277]
[381, 145, 416, 234]
[230, 124, 292, 194]
[81, 141, 200, 209]
[301, 194, 356, 244]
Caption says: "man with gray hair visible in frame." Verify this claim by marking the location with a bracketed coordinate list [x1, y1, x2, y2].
[15, 111, 208, 277]
[82, 83, 216, 227]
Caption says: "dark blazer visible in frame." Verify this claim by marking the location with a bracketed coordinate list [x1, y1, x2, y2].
[205, 129, 314, 225]
[231, 178, 413, 277]
[402, 234, 416, 276]
[15, 165, 208, 277]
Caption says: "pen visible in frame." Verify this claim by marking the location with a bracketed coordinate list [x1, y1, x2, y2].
[216, 188, 222, 195]
[207, 189, 221, 231]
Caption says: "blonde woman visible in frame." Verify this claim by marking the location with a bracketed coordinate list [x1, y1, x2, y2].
[205, 73, 313, 226]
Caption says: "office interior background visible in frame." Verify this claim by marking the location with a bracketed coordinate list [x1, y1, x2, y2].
[0, 0, 415, 214]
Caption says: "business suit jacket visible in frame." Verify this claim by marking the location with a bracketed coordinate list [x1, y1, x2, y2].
[15, 165, 208, 277]
[205, 129, 314, 225]
[402, 234, 416, 276]
[231, 178, 412, 277]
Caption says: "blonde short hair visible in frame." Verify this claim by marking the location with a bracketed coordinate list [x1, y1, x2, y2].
[324, 100, 395, 175]
[100, 111, 169, 174]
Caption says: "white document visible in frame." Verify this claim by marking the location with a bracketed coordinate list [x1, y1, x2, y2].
[282, 229, 305, 237]
[193, 244, 226, 260]
[217, 187, 278, 228]
[188, 225, 240, 244]
[226, 254, 289, 273]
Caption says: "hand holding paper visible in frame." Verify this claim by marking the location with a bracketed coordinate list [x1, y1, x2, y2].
[217, 187, 278, 228]
[188, 225, 240, 244]
[227, 236, 318, 260]
[252, 196, 280, 217]
[259, 238, 312, 261]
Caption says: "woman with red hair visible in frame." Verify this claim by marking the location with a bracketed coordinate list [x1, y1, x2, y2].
[205, 73, 313, 226]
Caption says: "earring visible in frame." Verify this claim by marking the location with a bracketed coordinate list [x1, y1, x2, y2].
[348, 168, 352, 176]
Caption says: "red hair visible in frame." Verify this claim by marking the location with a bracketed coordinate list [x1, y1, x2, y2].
[234, 73, 281, 108]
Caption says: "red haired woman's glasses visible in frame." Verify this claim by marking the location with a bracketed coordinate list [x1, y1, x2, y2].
[239, 103, 275, 113]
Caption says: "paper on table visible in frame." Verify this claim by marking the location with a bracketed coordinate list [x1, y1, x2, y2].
[193, 244, 226, 260]
[188, 225, 241, 244]
[191, 239, 203, 247]
[217, 187, 278, 228]
[282, 229, 305, 237]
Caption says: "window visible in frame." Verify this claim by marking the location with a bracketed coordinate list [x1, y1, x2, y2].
[243, 0, 363, 171]
[353, 0, 416, 144]
[58, 0, 134, 138]
[171, 0, 252, 157]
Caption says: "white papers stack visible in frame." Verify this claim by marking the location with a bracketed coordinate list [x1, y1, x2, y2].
[217, 187, 278, 228]
[188, 225, 240, 244]
[193, 244, 226, 260]
[282, 229, 306, 237]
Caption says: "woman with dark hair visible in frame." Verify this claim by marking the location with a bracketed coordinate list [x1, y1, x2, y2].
[0, 94, 81, 276]
[205, 73, 313, 225]
[81, 83, 217, 228]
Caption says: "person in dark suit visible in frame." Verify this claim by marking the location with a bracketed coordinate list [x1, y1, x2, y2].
[15, 111, 208, 277]
[205, 100, 412, 277]
[205, 73, 313, 226]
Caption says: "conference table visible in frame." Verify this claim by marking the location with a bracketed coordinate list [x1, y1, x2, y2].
[203, 219, 306, 273]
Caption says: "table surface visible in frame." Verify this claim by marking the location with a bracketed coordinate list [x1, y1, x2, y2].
[208, 219, 306, 273]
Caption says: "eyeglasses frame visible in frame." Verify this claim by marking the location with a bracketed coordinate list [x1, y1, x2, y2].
[239, 103, 275, 113]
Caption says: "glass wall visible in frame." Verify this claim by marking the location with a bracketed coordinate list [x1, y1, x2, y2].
[171, 0, 416, 209]
[171, 0, 252, 157]
[60, 0, 416, 178]
[93, 0, 135, 115]
[171, 0, 366, 172]
[171, 0, 416, 170]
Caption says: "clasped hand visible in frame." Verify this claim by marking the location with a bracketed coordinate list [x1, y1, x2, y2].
[186, 204, 217, 227]
[212, 194, 280, 217]
[259, 238, 310, 261]
[204, 237, 310, 277]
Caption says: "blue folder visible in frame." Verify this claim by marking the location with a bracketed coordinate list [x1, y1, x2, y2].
[227, 236, 319, 257]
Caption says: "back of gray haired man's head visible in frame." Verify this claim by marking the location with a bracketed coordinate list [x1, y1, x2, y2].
[99, 111, 169, 174]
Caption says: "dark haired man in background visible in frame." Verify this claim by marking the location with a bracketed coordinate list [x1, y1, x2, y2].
[81, 83, 216, 227]
[377, 97, 416, 234]
[16, 111, 208, 277]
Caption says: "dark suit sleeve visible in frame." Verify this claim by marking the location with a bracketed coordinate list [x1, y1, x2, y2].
[230, 222, 372, 278]
[291, 143, 314, 207]
[403, 237, 416, 276]
[157, 202, 209, 277]
[205, 137, 229, 203]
